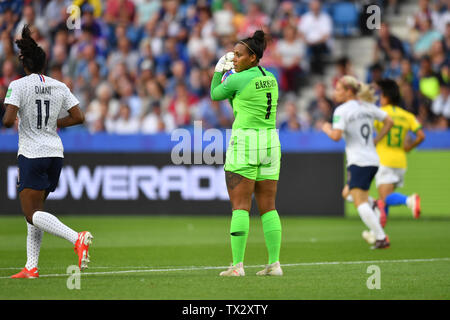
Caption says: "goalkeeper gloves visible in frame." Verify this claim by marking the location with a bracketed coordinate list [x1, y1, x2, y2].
[215, 52, 234, 73]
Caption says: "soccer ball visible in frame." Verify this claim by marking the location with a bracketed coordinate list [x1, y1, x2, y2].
[221, 69, 235, 83]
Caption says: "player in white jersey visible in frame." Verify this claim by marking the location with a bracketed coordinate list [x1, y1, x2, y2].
[2, 25, 93, 278]
[322, 76, 394, 249]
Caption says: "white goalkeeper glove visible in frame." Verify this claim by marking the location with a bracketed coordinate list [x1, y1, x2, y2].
[215, 52, 234, 73]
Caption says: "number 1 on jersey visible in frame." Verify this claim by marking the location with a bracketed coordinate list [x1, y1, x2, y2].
[36, 99, 50, 129]
[265, 92, 272, 119]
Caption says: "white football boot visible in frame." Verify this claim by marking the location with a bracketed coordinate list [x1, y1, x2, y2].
[219, 262, 245, 276]
[256, 261, 283, 276]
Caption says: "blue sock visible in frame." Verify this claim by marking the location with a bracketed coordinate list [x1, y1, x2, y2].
[385, 193, 408, 215]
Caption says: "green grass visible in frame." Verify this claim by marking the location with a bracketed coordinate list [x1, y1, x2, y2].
[1, 215, 449, 300]
[347, 150, 450, 218]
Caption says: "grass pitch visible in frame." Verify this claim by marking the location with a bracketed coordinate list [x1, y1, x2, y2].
[0, 215, 449, 300]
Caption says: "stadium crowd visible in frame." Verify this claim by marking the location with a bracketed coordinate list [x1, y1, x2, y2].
[0, 0, 449, 134]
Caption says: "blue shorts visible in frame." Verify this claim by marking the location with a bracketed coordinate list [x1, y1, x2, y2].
[17, 155, 63, 194]
[347, 165, 378, 191]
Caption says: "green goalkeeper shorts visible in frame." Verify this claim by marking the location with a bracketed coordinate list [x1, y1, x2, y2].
[224, 144, 281, 181]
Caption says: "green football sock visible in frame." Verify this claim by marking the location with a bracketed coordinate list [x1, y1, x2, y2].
[230, 210, 250, 265]
[261, 210, 282, 264]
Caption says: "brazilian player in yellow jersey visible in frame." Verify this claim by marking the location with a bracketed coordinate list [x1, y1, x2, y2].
[374, 79, 425, 224]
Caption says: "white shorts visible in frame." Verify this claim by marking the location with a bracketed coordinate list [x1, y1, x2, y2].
[375, 165, 406, 188]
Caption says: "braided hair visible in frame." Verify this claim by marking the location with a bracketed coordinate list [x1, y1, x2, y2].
[15, 25, 46, 74]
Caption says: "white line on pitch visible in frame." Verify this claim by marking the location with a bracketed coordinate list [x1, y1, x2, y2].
[0, 257, 449, 279]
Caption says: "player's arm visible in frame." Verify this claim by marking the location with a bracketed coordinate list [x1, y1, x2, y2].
[404, 128, 425, 152]
[373, 115, 394, 145]
[57, 105, 85, 128]
[2, 104, 19, 128]
[323, 107, 344, 141]
[322, 122, 343, 141]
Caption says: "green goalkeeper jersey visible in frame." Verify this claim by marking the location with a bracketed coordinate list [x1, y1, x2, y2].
[210, 66, 280, 150]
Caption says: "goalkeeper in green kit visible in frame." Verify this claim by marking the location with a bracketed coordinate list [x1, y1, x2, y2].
[210, 30, 282, 276]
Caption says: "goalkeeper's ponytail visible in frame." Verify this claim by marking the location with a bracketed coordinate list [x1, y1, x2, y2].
[240, 30, 269, 61]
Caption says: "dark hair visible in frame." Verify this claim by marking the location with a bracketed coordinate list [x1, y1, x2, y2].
[239, 30, 268, 61]
[377, 79, 402, 106]
[15, 25, 46, 74]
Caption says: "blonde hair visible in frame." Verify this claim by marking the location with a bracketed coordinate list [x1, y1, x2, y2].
[338, 75, 376, 103]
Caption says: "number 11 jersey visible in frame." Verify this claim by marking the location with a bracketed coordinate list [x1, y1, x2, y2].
[4, 74, 79, 158]
[332, 100, 387, 167]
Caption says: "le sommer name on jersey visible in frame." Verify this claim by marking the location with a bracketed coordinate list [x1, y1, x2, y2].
[35, 86, 51, 95]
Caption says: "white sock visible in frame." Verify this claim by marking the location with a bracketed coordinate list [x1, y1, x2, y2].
[346, 194, 353, 202]
[368, 196, 374, 207]
[406, 196, 413, 208]
[32, 211, 78, 244]
[25, 221, 43, 270]
[357, 202, 386, 240]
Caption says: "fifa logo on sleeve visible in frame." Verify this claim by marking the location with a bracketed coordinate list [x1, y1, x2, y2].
[366, 5, 381, 30]
[66, 265, 81, 290]
[366, 265, 381, 290]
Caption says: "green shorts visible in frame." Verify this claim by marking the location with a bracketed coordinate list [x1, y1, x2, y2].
[224, 144, 281, 181]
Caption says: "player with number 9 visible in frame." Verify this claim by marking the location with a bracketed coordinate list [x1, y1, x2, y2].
[210, 30, 283, 276]
[322, 76, 394, 249]
[2, 25, 93, 278]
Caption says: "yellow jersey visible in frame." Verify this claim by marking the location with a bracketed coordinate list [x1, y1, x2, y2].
[374, 105, 422, 169]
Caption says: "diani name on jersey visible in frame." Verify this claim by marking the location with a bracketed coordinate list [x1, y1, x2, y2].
[255, 79, 276, 90]
[35, 86, 51, 95]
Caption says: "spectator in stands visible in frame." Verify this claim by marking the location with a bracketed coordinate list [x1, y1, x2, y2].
[73, 0, 103, 18]
[383, 48, 403, 80]
[0, 59, 19, 87]
[274, 24, 305, 94]
[110, 102, 140, 134]
[308, 82, 334, 114]
[0, 31, 19, 69]
[15, 4, 48, 38]
[213, 0, 236, 37]
[443, 22, 450, 52]
[408, 0, 434, 32]
[195, 98, 233, 130]
[413, 17, 443, 59]
[431, 77, 450, 122]
[238, 1, 270, 38]
[85, 82, 120, 132]
[44, 0, 69, 34]
[136, 0, 161, 27]
[400, 81, 420, 115]
[278, 100, 304, 132]
[298, 0, 333, 75]
[416, 97, 435, 129]
[373, 22, 405, 64]
[430, 40, 449, 73]
[141, 101, 176, 134]
[332, 56, 354, 88]
[107, 36, 140, 79]
[168, 82, 199, 127]
[418, 55, 441, 100]
[399, 58, 420, 91]
[0, 8, 19, 36]
[104, 0, 136, 25]
[310, 97, 334, 131]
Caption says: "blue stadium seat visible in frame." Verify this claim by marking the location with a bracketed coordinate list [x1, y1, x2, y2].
[332, 2, 360, 37]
